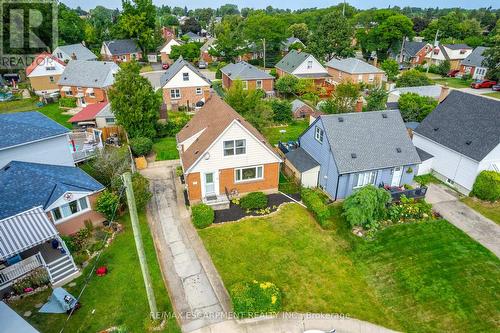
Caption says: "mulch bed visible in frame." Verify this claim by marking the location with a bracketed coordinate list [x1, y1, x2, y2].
[214, 192, 301, 224]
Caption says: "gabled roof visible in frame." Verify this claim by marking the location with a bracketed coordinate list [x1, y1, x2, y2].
[160, 56, 211, 87]
[401, 41, 429, 57]
[200, 37, 216, 52]
[26, 52, 66, 76]
[438, 45, 451, 60]
[158, 38, 183, 52]
[0, 111, 69, 150]
[461, 46, 488, 68]
[282, 37, 304, 49]
[68, 102, 109, 123]
[184, 32, 202, 41]
[96, 103, 113, 118]
[177, 95, 279, 171]
[220, 61, 273, 80]
[103, 39, 140, 55]
[58, 60, 119, 88]
[316, 110, 421, 174]
[444, 44, 472, 50]
[325, 57, 384, 74]
[414, 90, 500, 162]
[275, 50, 313, 73]
[55, 43, 97, 61]
[0, 161, 104, 219]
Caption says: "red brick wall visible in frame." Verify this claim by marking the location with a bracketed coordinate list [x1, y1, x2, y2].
[59, 86, 108, 105]
[162, 86, 210, 110]
[222, 74, 274, 93]
[219, 163, 280, 195]
[326, 67, 384, 85]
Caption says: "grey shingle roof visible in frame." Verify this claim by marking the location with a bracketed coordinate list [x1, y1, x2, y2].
[438, 45, 450, 60]
[325, 58, 384, 74]
[416, 147, 433, 161]
[444, 44, 472, 50]
[414, 90, 500, 162]
[275, 50, 311, 73]
[58, 60, 119, 88]
[0, 112, 68, 150]
[160, 56, 211, 87]
[0, 161, 104, 219]
[286, 147, 319, 172]
[402, 41, 428, 57]
[282, 37, 304, 49]
[461, 46, 488, 68]
[56, 43, 97, 61]
[318, 110, 421, 174]
[220, 61, 273, 80]
[103, 39, 140, 55]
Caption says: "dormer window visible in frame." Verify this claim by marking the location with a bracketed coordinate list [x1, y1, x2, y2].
[183, 72, 189, 81]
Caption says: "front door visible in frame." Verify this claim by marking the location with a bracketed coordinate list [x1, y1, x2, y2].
[391, 167, 403, 187]
[204, 172, 216, 196]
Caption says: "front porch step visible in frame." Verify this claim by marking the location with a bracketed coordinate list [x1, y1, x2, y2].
[47, 255, 79, 286]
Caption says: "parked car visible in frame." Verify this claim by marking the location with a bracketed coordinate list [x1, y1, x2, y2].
[447, 70, 460, 77]
[198, 60, 207, 69]
[492, 84, 500, 91]
[162, 63, 170, 70]
[470, 79, 497, 89]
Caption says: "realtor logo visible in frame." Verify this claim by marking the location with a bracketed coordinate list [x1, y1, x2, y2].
[0, 0, 58, 69]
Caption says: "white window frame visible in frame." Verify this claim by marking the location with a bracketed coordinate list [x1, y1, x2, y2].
[195, 87, 202, 95]
[223, 139, 246, 156]
[354, 171, 377, 189]
[256, 80, 263, 89]
[105, 117, 115, 124]
[170, 89, 181, 99]
[50, 197, 91, 224]
[314, 126, 323, 143]
[242, 80, 248, 90]
[183, 72, 189, 81]
[307, 60, 313, 69]
[235, 165, 264, 183]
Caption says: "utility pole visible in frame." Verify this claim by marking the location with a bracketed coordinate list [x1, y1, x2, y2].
[399, 36, 405, 64]
[426, 29, 439, 74]
[342, 0, 346, 16]
[122, 172, 158, 319]
[262, 38, 266, 69]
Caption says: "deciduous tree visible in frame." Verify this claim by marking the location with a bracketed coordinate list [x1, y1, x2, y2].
[308, 12, 355, 61]
[395, 69, 432, 87]
[398, 92, 438, 122]
[381, 59, 399, 81]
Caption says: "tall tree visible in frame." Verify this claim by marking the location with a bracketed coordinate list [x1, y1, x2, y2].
[109, 62, 160, 139]
[320, 82, 360, 114]
[218, 4, 239, 16]
[308, 11, 355, 61]
[287, 23, 309, 43]
[242, 12, 287, 51]
[58, 4, 86, 45]
[182, 17, 201, 34]
[483, 33, 500, 81]
[118, 0, 157, 54]
[211, 15, 246, 62]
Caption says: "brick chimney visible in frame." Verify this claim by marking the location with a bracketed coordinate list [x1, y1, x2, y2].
[438, 84, 450, 103]
[355, 97, 363, 112]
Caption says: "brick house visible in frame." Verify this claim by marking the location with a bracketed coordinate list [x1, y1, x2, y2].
[159, 39, 182, 64]
[26, 52, 66, 96]
[325, 57, 385, 86]
[160, 56, 211, 110]
[220, 61, 274, 95]
[58, 60, 120, 107]
[275, 50, 332, 87]
[200, 37, 217, 63]
[101, 39, 142, 63]
[388, 40, 432, 67]
[424, 44, 472, 70]
[177, 95, 282, 209]
[291, 99, 321, 120]
[459, 46, 489, 80]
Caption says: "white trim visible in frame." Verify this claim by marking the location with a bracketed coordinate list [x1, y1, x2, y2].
[0, 133, 69, 152]
[45, 191, 92, 211]
[412, 132, 481, 163]
[49, 196, 91, 224]
[234, 165, 264, 183]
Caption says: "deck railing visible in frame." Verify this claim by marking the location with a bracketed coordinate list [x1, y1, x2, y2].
[389, 186, 428, 202]
[0, 253, 44, 287]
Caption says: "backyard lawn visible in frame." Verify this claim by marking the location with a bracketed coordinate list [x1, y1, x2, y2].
[483, 91, 500, 99]
[9, 210, 180, 333]
[153, 137, 179, 161]
[199, 204, 500, 333]
[461, 197, 500, 225]
[262, 120, 309, 145]
[0, 98, 72, 128]
[0, 97, 38, 113]
[431, 77, 473, 89]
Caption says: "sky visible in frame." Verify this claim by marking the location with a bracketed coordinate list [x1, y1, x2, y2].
[62, 0, 500, 11]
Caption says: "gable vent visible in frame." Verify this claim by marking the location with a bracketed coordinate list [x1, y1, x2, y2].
[466, 140, 472, 145]
[338, 117, 344, 122]
[351, 153, 357, 159]
[396, 147, 402, 153]
[382, 113, 388, 118]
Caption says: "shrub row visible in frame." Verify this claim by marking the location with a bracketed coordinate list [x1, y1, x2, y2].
[129, 137, 153, 157]
[59, 97, 77, 108]
[301, 188, 331, 228]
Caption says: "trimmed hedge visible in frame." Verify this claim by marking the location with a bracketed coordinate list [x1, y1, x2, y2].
[240, 192, 268, 210]
[192, 204, 214, 229]
[301, 188, 331, 228]
[59, 97, 77, 108]
[471, 171, 500, 202]
[129, 137, 153, 156]
[230, 281, 282, 318]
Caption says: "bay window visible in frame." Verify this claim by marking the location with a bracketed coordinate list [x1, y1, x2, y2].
[235, 166, 263, 182]
[50, 197, 90, 222]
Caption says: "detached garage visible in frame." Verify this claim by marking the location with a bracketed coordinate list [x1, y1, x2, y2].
[284, 147, 320, 188]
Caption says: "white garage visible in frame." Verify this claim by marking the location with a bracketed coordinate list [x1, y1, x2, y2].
[284, 147, 320, 188]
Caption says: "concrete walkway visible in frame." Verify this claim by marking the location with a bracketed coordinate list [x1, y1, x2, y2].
[426, 183, 500, 258]
[141, 161, 231, 332]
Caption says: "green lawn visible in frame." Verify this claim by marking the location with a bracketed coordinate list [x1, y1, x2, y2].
[262, 120, 309, 145]
[0, 97, 38, 113]
[199, 204, 500, 333]
[461, 197, 500, 225]
[140, 64, 154, 73]
[431, 77, 473, 89]
[153, 137, 179, 161]
[10, 210, 180, 333]
[38, 103, 73, 129]
[0, 98, 72, 128]
[483, 91, 500, 99]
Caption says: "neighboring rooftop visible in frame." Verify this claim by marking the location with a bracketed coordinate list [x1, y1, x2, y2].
[0, 161, 104, 219]
[160, 56, 211, 87]
[326, 57, 384, 74]
[220, 61, 273, 80]
[200, 37, 216, 52]
[275, 50, 313, 73]
[184, 31, 201, 40]
[461, 46, 489, 68]
[282, 37, 304, 49]
[26, 52, 66, 76]
[389, 85, 442, 101]
[414, 90, 500, 162]
[0, 111, 69, 150]
[401, 41, 429, 57]
[68, 102, 109, 123]
[444, 44, 472, 50]
[58, 60, 119, 88]
[285, 147, 319, 172]
[316, 110, 421, 174]
[103, 39, 140, 55]
[55, 43, 97, 61]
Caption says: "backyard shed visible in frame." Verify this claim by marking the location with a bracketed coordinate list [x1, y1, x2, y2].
[284, 147, 320, 188]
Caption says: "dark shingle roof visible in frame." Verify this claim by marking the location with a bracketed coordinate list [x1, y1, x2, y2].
[220, 61, 273, 80]
[461, 46, 488, 68]
[402, 41, 428, 57]
[318, 110, 421, 174]
[0, 161, 104, 219]
[444, 44, 472, 50]
[275, 50, 311, 73]
[160, 56, 211, 87]
[103, 39, 140, 55]
[414, 90, 500, 162]
[416, 147, 433, 161]
[0, 112, 69, 150]
[286, 147, 319, 172]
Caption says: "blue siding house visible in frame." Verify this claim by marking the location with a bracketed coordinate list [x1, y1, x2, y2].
[298, 110, 422, 200]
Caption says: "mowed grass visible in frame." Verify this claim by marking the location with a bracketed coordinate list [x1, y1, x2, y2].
[0, 98, 72, 128]
[431, 77, 473, 89]
[199, 204, 500, 332]
[10, 210, 180, 333]
[262, 120, 309, 145]
[461, 197, 500, 225]
[0, 97, 39, 113]
[483, 91, 500, 99]
[153, 137, 179, 161]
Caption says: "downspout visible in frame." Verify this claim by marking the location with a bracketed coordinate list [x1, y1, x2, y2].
[334, 173, 341, 201]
